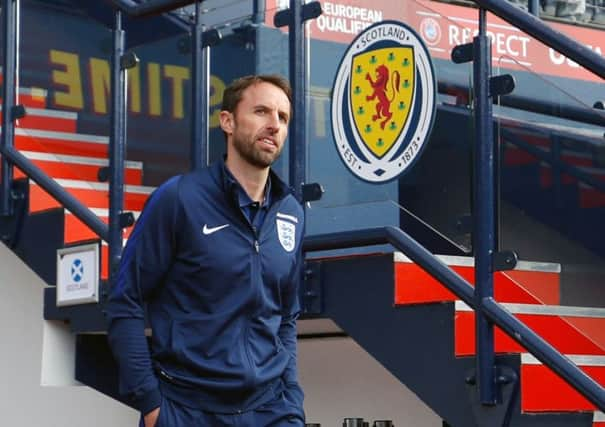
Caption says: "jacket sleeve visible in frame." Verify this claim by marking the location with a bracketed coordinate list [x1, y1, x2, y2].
[104, 176, 181, 415]
[278, 212, 305, 412]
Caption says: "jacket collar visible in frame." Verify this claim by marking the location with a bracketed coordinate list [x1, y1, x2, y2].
[210, 157, 292, 205]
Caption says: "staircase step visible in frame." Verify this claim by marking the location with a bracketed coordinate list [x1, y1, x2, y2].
[521, 353, 605, 412]
[1, 89, 48, 108]
[14, 87, 48, 108]
[538, 163, 605, 208]
[29, 179, 153, 213]
[14, 151, 143, 185]
[540, 163, 605, 187]
[394, 253, 561, 306]
[504, 144, 539, 166]
[455, 301, 605, 356]
[2, 106, 78, 132]
[14, 127, 108, 158]
[579, 182, 605, 209]
[502, 130, 550, 166]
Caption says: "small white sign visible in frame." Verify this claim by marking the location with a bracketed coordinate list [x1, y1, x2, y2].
[56, 243, 99, 306]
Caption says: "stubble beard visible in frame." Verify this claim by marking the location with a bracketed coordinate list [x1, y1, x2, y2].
[232, 132, 282, 169]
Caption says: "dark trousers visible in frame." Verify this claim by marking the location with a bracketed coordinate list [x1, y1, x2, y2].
[139, 393, 305, 427]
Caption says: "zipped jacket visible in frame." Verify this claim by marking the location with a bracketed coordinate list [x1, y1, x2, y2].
[105, 159, 305, 416]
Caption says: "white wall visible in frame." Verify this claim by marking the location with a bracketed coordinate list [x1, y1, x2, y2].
[0, 242, 440, 426]
[299, 335, 442, 426]
[0, 242, 138, 427]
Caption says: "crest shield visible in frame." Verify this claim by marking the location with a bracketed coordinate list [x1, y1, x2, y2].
[350, 47, 415, 159]
[276, 219, 296, 252]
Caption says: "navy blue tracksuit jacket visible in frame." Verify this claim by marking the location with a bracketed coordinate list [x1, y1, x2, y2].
[105, 159, 305, 419]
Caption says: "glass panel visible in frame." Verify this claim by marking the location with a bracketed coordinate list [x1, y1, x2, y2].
[281, 0, 478, 249]
[128, 2, 260, 185]
[12, 0, 259, 274]
[492, 18, 605, 311]
[124, 33, 192, 186]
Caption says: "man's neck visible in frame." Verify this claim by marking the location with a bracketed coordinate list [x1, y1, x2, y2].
[225, 156, 269, 203]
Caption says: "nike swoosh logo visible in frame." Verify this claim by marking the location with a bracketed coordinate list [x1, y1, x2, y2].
[202, 224, 230, 235]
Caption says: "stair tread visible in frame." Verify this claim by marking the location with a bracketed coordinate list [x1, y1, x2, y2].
[521, 358, 605, 412]
[31, 178, 154, 194]
[13, 127, 108, 143]
[29, 180, 153, 213]
[457, 300, 605, 318]
[15, 155, 143, 186]
[522, 353, 605, 366]
[21, 150, 143, 169]
[394, 253, 561, 306]
[2, 105, 77, 119]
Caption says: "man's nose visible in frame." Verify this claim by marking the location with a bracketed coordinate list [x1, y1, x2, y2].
[266, 113, 280, 132]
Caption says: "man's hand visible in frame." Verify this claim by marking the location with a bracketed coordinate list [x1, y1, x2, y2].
[144, 407, 160, 427]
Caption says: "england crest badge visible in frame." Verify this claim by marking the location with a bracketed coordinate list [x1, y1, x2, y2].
[276, 219, 296, 252]
[331, 20, 437, 183]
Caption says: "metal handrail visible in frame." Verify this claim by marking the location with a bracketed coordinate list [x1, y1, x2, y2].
[0, 0, 109, 243]
[472, 0, 605, 80]
[438, 81, 605, 128]
[303, 226, 605, 411]
[0, 146, 109, 241]
[105, 0, 199, 17]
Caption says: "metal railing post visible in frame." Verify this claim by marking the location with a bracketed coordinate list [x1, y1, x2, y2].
[274, 1, 321, 201]
[108, 10, 127, 283]
[190, 1, 209, 170]
[473, 8, 497, 405]
[528, 0, 540, 16]
[1, 0, 19, 217]
[304, 226, 605, 411]
[288, 0, 307, 202]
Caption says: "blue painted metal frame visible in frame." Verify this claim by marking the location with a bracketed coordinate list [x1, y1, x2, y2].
[287, 0, 308, 202]
[106, 0, 198, 17]
[107, 10, 127, 283]
[190, 1, 209, 170]
[304, 226, 605, 411]
[0, 0, 18, 217]
[438, 80, 605, 128]
[274, 1, 322, 201]
[527, 0, 540, 16]
[473, 8, 497, 406]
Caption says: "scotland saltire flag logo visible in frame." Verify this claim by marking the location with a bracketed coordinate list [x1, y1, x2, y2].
[331, 20, 437, 183]
[71, 258, 84, 282]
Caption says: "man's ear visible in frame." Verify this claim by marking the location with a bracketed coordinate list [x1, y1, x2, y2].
[219, 111, 233, 135]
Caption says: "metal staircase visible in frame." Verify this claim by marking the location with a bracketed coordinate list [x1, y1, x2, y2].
[1, 1, 604, 426]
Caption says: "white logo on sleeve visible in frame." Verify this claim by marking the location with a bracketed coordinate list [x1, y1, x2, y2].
[203, 224, 230, 235]
[276, 219, 296, 252]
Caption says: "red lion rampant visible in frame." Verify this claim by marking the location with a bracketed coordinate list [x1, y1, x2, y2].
[365, 64, 401, 130]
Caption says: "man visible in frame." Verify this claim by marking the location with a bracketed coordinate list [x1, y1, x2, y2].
[105, 74, 305, 427]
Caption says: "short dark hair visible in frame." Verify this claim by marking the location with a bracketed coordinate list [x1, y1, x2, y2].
[221, 74, 292, 113]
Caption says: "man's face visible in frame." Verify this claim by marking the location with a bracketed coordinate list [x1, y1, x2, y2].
[223, 82, 291, 169]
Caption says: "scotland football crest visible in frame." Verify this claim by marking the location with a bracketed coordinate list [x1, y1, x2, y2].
[331, 21, 436, 183]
